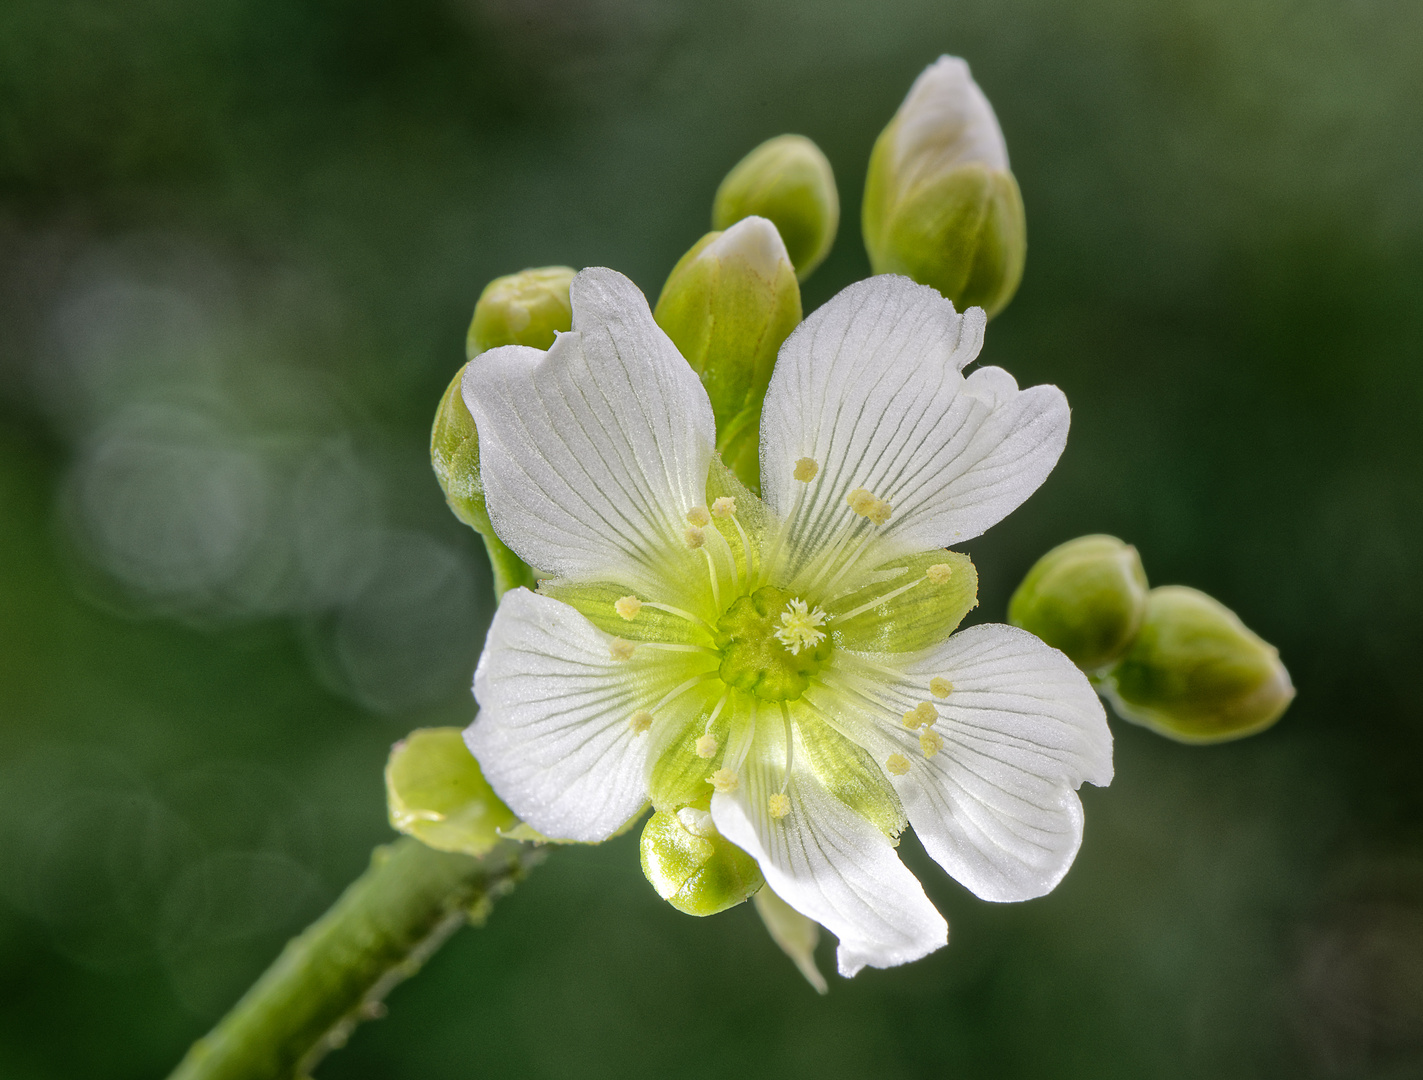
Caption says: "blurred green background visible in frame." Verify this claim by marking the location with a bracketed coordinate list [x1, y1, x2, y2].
[2, 0, 1422, 1077]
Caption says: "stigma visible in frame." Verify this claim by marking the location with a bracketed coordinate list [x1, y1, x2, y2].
[774, 598, 828, 654]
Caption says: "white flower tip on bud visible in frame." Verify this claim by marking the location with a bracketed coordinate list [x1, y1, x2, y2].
[885, 753, 912, 777]
[629, 710, 654, 735]
[929, 676, 953, 698]
[767, 792, 791, 819]
[711, 496, 736, 519]
[794, 457, 819, 483]
[705, 215, 794, 282]
[615, 595, 642, 620]
[926, 563, 954, 585]
[896, 55, 1009, 173]
[685, 526, 706, 550]
[709, 768, 739, 793]
[609, 638, 636, 661]
[675, 806, 719, 838]
[695, 733, 719, 759]
[686, 506, 711, 527]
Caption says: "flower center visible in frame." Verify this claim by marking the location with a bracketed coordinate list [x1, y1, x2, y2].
[715, 586, 831, 702]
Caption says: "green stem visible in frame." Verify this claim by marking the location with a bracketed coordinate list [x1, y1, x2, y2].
[482, 530, 537, 598]
[168, 837, 539, 1080]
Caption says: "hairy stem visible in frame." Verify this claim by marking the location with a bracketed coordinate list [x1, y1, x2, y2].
[168, 837, 539, 1080]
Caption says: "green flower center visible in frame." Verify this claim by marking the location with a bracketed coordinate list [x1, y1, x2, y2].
[715, 586, 831, 702]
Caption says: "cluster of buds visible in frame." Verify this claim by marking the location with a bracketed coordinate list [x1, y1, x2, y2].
[1009, 536, 1294, 742]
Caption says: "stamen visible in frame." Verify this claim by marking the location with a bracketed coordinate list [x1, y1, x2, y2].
[930, 676, 953, 698]
[867, 498, 892, 525]
[919, 730, 944, 758]
[651, 672, 720, 714]
[885, 753, 912, 776]
[639, 642, 720, 656]
[832, 572, 929, 624]
[708, 768, 739, 793]
[614, 595, 642, 620]
[702, 548, 721, 610]
[926, 563, 953, 585]
[911, 701, 938, 727]
[686, 506, 711, 527]
[774, 599, 827, 654]
[702, 516, 743, 592]
[711, 496, 736, 518]
[846, 488, 876, 515]
[793, 457, 819, 483]
[641, 600, 714, 632]
[609, 638, 636, 661]
[695, 734, 719, 758]
[628, 710, 653, 735]
[685, 526, 706, 549]
[779, 700, 795, 794]
[729, 510, 757, 582]
[767, 792, 791, 819]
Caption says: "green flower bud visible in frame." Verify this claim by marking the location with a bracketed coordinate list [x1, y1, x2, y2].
[862, 56, 1026, 318]
[654, 217, 802, 492]
[386, 727, 517, 856]
[639, 806, 764, 917]
[1008, 535, 1149, 672]
[1099, 586, 1295, 743]
[431, 364, 490, 534]
[712, 134, 839, 281]
[465, 265, 575, 360]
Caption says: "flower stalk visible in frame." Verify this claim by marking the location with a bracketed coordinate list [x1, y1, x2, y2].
[167, 837, 539, 1080]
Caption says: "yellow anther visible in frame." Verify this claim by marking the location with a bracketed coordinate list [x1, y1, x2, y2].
[926, 563, 953, 585]
[695, 733, 719, 759]
[609, 638, 636, 661]
[929, 676, 953, 698]
[708, 768, 739, 793]
[867, 498, 892, 525]
[711, 496, 736, 518]
[686, 506, 711, 527]
[628, 710, 653, 735]
[614, 595, 642, 620]
[886, 753, 912, 776]
[913, 701, 938, 727]
[767, 792, 791, 819]
[902, 710, 921, 729]
[684, 526, 706, 549]
[919, 729, 944, 758]
[794, 457, 819, 483]
[846, 487, 876, 515]
[773, 598, 827, 655]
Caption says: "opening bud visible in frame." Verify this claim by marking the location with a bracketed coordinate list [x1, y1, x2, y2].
[465, 265, 575, 360]
[654, 217, 802, 492]
[862, 56, 1026, 317]
[639, 807, 764, 917]
[385, 727, 517, 856]
[713, 134, 839, 281]
[1009, 535, 1149, 672]
[1099, 586, 1295, 743]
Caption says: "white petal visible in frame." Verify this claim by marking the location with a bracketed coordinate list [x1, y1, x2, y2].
[759, 276, 1067, 577]
[463, 267, 716, 594]
[711, 726, 946, 977]
[811, 623, 1112, 903]
[467, 588, 659, 842]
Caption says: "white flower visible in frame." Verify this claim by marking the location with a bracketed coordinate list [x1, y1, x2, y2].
[462, 267, 1112, 976]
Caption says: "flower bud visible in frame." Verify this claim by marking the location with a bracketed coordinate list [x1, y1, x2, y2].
[712, 135, 839, 281]
[431, 364, 490, 534]
[862, 56, 1026, 317]
[1099, 586, 1295, 743]
[640, 806, 764, 917]
[1008, 535, 1149, 672]
[465, 265, 575, 360]
[654, 217, 801, 491]
[386, 727, 517, 856]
